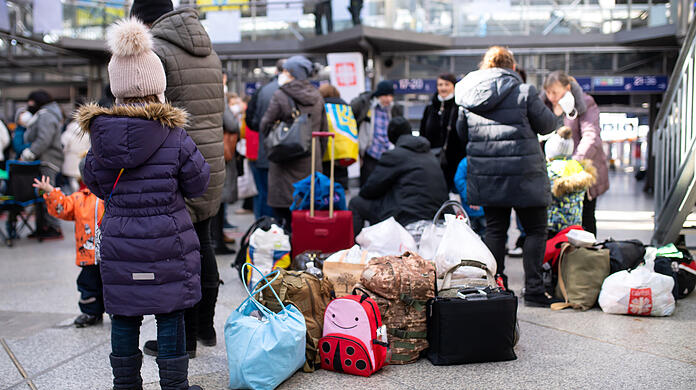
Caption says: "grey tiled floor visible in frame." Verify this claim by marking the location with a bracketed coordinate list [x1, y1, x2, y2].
[1, 171, 694, 390]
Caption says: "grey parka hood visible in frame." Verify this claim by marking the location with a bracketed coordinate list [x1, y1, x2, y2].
[455, 68, 522, 112]
[151, 8, 211, 57]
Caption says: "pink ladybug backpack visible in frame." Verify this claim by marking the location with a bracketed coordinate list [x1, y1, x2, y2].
[319, 290, 389, 377]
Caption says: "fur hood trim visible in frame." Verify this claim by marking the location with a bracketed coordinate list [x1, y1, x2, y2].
[75, 102, 188, 133]
[552, 159, 598, 197]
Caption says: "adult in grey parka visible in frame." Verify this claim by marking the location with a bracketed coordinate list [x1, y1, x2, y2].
[23, 90, 64, 236]
[455, 46, 558, 307]
[130, 1, 224, 358]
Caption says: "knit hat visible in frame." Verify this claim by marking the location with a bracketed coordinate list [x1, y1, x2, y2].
[106, 18, 166, 104]
[545, 126, 574, 159]
[130, 0, 173, 25]
[373, 80, 395, 97]
[387, 116, 411, 144]
[283, 56, 314, 81]
[438, 73, 457, 86]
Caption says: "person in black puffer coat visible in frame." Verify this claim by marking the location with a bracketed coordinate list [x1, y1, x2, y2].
[419, 73, 463, 189]
[349, 117, 448, 235]
[455, 46, 558, 307]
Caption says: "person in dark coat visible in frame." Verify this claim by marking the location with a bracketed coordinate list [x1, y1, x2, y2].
[131, 0, 225, 359]
[419, 73, 463, 189]
[349, 117, 448, 235]
[455, 46, 558, 307]
[80, 18, 209, 390]
[259, 56, 327, 227]
[245, 59, 285, 219]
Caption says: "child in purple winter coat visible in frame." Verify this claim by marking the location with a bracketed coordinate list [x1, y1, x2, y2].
[79, 18, 209, 390]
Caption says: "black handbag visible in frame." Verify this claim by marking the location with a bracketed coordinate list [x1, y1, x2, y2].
[264, 91, 312, 163]
[427, 285, 518, 365]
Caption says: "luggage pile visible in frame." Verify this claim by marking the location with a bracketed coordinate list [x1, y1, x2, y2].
[542, 229, 696, 316]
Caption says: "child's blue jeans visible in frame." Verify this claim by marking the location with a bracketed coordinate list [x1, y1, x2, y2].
[111, 310, 185, 359]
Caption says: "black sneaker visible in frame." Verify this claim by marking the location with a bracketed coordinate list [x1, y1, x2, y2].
[524, 292, 564, 308]
[197, 328, 216, 347]
[39, 227, 64, 240]
[143, 340, 196, 359]
[74, 313, 103, 328]
[214, 243, 236, 255]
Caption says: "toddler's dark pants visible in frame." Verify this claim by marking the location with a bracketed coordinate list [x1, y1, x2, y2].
[77, 265, 105, 316]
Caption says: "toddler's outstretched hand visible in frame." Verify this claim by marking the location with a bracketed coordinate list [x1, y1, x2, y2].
[32, 176, 54, 194]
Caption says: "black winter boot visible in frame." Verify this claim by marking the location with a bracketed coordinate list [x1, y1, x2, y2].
[110, 352, 143, 390]
[197, 286, 219, 347]
[156, 355, 202, 390]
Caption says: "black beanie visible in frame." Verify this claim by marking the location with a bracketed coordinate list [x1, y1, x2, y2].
[388, 117, 411, 144]
[27, 90, 53, 109]
[130, 0, 174, 24]
[373, 80, 395, 98]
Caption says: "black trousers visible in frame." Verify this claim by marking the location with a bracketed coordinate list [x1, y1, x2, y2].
[348, 195, 382, 236]
[77, 265, 104, 316]
[484, 206, 547, 295]
[184, 217, 220, 351]
[360, 154, 379, 187]
[582, 194, 597, 235]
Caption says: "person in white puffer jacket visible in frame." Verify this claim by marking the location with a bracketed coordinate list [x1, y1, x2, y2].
[61, 99, 91, 193]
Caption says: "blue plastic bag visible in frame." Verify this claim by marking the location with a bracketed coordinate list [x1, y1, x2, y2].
[289, 172, 347, 211]
[225, 263, 306, 390]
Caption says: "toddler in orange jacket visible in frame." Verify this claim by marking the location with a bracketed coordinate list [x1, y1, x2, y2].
[33, 169, 105, 328]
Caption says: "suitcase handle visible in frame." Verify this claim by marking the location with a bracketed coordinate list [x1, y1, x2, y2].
[310, 132, 336, 219]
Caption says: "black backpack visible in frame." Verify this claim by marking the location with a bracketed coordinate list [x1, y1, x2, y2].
[600, 239, 645, 274]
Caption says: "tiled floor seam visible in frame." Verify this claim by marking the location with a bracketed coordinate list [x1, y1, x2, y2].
[1, 338, 37, 390]
[518, 318, 696, 366]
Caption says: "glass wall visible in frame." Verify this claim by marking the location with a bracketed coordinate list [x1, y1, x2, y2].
[3, 0, 682, 43]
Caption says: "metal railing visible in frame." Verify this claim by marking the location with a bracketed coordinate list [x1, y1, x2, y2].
[651, 14, 696, 245]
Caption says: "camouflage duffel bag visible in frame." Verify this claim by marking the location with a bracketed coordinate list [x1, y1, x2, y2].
[357, 252, 436, 364]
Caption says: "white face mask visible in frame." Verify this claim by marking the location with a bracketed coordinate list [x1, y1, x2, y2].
[277, 73, 290, 86]
[230, 104, 242, 115]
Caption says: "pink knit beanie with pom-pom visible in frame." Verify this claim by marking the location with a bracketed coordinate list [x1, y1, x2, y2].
[107, 18, 166, 103]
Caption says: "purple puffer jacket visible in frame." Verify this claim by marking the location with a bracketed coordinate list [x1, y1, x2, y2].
[78, 102, 210, 316]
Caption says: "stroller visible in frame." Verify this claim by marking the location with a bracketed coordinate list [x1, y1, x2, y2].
[0, 160, 45, 246]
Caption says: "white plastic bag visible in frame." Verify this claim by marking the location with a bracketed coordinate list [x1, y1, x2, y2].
[419, 200, 469, 261]
[246, 224, 291, 287]
[355, 217, 417, 257]
[433, 214, 497, 278]
[237, 159, 258, 199]
[325, 245, 378, 264]
[598, 265, 675, 316]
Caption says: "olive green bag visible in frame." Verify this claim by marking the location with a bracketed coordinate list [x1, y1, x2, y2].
[260, 269, 335, 372]
[551, 243, 611, 311]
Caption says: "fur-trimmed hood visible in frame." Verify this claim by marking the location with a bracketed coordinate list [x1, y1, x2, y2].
[75, 102, 188, 134]
[78, 102, 189, 169]
[550, 159, 597, 197]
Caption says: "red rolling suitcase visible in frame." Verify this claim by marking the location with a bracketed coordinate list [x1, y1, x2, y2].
[291, 132, 354, 257]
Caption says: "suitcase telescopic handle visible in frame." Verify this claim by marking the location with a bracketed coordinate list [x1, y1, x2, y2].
[310, 132, 336, 218]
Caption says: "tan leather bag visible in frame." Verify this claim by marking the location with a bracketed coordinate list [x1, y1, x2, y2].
[551, 243, 611, 311]
[260, 269, 335, 372]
